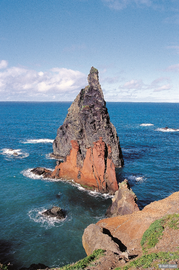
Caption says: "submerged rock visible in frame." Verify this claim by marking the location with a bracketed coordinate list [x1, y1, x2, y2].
[42, 206, 66, 219]
[106, 179, 139, 217]
[51, 67, 124, 194]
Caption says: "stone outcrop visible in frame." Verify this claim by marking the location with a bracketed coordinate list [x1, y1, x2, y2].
[53, 67, 123, 168]
[106, 179, 140, 217]
[94, 191, 179, 255]
[51, 137, 118, 194]
[42, 206, 66, 219]
[31, 167, 52, 178]
[82, 224, 129, 264]
[51, 67, 123, 194]
[82, 224, 123, 256]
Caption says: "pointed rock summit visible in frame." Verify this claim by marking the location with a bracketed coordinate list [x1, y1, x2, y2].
[52, 67, 124, 194]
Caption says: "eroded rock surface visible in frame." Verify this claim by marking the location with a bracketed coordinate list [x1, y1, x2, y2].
[106, 179, 140, 217]
[96, 191, 179, 255]
[82, 224, 127, 256]
[53, 67, 123, 167]
[51, 67, 123, 194]
[51, 137, 118, 194]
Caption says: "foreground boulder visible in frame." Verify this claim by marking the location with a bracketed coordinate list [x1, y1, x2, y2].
[82, 224, 128, 259]
[50, 67, 124, 194]
[106, 179, 140, 217]
[95, 191, 179, 255]
[42, 206, 66, 219]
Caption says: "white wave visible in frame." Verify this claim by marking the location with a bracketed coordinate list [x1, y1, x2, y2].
[140, 123, 154, 126]
[22, 169, 113, 198]
[73, 182, 113, 199]
[28, 208, 67, 228]
[21, 168, 58, 182]
[1, 148, 29, 159]
[155, 127, 179, 132]
[127, 175, 146, 182]
[45, 153, 55, 159]
[122, 148, 137, 154]
[45, 153, 64, 161]
[22, 139, 54, 144]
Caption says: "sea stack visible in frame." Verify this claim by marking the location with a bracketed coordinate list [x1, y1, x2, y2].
[52, 67, 124, 194]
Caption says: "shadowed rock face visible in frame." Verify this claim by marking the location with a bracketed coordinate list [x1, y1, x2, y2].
[106, 179, 140, 217]
[53, 67, 123, 168]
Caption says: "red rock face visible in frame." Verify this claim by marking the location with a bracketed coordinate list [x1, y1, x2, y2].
[52, 137, 118, 194]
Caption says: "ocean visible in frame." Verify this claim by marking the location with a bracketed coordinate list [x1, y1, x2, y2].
[0, 102, 179, 269]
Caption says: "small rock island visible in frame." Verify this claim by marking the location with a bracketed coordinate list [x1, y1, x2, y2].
[51, 67, 124, 194]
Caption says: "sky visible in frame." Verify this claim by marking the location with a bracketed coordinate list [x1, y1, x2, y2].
[0, 0, 179, 102]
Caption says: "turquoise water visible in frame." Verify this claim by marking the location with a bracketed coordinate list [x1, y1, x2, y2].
[0, 102, 179, 268]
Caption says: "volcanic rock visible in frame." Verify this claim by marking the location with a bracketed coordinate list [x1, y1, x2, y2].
[95, 191, 179, 255]
[42, 206, 66, 219]
[82, 223, 127, 256]
[51, 67, 123, 194]
[31, 167, 52, 178]
[53, 67, 123, 167]
[106, 179, 140, 217]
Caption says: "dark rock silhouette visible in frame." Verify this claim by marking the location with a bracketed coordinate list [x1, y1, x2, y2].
[42, 206, 66, 219]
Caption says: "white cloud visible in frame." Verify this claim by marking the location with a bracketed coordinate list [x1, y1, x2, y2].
[122, 79, 143, 89]
[153, 84, 172, 92]
[165, 64, 179, 72]
[166, 45, 179, 54]
[102, 0, 152, 10]
[0, 60, 8, 69]
[103, 75, 173, 101]
[0, 63, 87, 101]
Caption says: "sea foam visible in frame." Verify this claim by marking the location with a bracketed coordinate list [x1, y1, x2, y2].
[22, 168, 55, 181]
[127, 175, 146, 182]
[1, 148, 29, 159]
[140, 123, 154, 126]
[155, 128, 179, 132]
[28, 208, 67, 228]
[22, 139, 54, 144]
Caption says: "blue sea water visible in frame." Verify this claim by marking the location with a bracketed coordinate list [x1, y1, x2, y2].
[0, 102, 179, 268]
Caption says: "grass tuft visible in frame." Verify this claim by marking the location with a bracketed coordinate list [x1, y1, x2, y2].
[58, 249, 105, 270]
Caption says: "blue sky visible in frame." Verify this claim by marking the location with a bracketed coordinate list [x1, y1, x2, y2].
[0, 0, 179, 102]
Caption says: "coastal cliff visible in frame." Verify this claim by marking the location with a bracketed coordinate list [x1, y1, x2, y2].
[82, 191, 179, 269]
[51, 67, 123, 194]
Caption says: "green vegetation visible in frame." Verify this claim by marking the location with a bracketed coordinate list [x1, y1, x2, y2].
[165, 213, 179, 230]
[115, 214, 179, 270]
[141, 214, 179, 250]
[58, 249, 105, 270]
[80, 184, 93, 190]
[115, 251, 179, 270]
[81, 105, 90, 110]
[141, 218, 164, 249]
[90, 67, 98, 74]
[0, 263, 9, 270]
